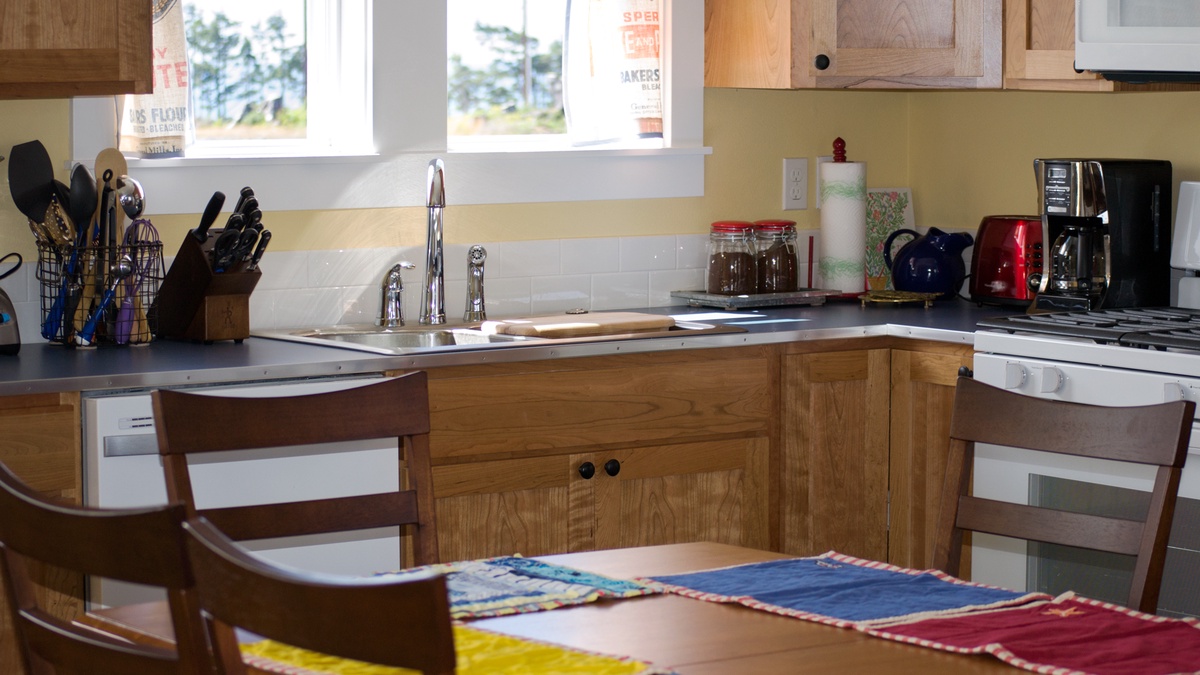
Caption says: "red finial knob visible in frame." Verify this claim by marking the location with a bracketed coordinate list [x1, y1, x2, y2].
[832, 137, 846, 162]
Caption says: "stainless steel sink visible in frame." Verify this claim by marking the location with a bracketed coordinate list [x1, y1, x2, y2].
[253, 319, 746, 355]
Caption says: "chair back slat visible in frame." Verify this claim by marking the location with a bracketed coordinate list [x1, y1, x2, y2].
[956, 496, 1145, 555]
[933, 376, 1195, 614]
[0, 461, 209, 675]
[202, 491, 419, 542]
[152, 372, 440, 567]
[185, 518, 455, 675]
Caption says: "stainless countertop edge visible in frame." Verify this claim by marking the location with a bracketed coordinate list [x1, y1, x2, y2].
[0, 303, 1018, 396]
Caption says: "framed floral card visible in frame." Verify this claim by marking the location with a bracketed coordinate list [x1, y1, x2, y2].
[865, 188, 914, 290]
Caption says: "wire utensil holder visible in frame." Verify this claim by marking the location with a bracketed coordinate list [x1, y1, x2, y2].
[36, 239, 164, 346]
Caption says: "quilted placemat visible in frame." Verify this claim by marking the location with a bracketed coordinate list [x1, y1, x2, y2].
[865, 592, 1200, 675]
[383, 556, 657, 619]
[241, 623, 676, 675]
[643, 550, 1044, 628]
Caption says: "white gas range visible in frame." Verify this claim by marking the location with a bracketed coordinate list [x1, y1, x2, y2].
[972, 308, 1200, 619]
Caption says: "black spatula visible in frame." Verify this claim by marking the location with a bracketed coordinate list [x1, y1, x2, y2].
[7, 140, 55, 224]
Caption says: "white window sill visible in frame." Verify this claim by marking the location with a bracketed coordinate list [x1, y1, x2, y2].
[117, 146, 710, 214]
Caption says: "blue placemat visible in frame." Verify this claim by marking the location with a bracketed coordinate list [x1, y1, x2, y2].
[644, 551, 1045, 628]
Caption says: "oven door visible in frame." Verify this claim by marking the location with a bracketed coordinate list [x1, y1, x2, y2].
[972, 353, 1200, 617]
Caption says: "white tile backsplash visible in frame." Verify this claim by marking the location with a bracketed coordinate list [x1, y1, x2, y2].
[677, 234, 708, 270]
[6, 234, 730, 338]
[495, 240, 560, 278]
[620, 235, 677, 272]
[561, 238, 619, 274]
[531, 275, 592, 314]
[591, 272, 650, 310]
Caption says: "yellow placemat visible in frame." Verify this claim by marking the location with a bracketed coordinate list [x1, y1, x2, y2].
[241, 624, 672, 675]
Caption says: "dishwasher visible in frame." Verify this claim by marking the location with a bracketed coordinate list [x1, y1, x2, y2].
[83, 374, 399, 608]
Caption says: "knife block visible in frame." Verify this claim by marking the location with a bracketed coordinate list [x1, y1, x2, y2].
[150, 232, 259, 343]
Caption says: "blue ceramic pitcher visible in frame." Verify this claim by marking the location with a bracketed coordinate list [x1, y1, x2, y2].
[883, 227, 974, 298]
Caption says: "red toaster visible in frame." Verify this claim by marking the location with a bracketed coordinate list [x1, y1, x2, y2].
[969, 216, 1043, 307]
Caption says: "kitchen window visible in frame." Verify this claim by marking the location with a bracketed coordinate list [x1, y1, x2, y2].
[70, 1, 706, 214]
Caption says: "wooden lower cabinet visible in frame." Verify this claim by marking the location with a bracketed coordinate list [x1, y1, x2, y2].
[434, 438, 771, 562]
[778, 338, 973, 568]
[419, 346, 777, 562]
[888, 341, 974, 570]
[779, 343, 891, 561]
[0, 392, 82, 675]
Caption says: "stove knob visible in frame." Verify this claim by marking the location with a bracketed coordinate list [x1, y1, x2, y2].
[1164, 382, 1193, 402]
[1003, 362, 1027, 389]
[1037, 366, 1065, 393]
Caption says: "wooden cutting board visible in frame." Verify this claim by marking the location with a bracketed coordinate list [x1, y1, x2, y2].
[482, 312, 675, 338]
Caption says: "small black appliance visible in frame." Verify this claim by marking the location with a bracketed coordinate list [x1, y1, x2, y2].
[1030, 158, 1172, 313]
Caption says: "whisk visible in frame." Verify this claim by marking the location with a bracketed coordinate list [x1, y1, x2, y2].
[114, 218, 161, 345]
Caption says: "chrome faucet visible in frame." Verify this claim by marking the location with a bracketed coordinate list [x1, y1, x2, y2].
[420, 158, 446, 325]
[378, 261, 415, 327]
[464, 245, 487, 322]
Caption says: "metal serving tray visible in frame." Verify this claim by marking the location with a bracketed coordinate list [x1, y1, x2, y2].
[670, 288, 844, 310]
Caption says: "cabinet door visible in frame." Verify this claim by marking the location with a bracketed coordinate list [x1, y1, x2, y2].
[1004, 0, 1111, 91]
[1003, 0, 1200, 91]
[887, 346, 971, 569]
[424, 347, 775, 559]
[434, 455, 572, 562]
[808, 0, 1002, 88]
[781, 348, 890, 560]
[0, 0, 152, 99]
[704, 0, 800, 88]
[0, 393, 82, 675]
[569, 438, 771, 553]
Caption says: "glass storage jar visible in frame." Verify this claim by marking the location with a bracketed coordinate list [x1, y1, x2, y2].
[754, 219, 799, 293]
[706, 221, 757, 295]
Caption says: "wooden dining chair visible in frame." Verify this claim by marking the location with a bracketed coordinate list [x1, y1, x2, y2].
[932, 376, 1195, 614]
[151, 372, 440, 567]
[0, 460, 210, 675]
[183, 516, 455, 675]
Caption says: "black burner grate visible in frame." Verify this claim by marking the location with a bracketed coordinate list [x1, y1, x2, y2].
[977, 308, 1200, 349]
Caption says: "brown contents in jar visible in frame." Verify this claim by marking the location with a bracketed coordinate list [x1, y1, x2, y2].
[708, 251, 756, 295]
[758, 240, 798, 293]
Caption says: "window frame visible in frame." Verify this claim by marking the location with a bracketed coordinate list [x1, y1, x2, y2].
[70, 0, 707, 215]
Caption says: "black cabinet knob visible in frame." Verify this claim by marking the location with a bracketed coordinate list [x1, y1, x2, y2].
[958, 366, 974, 378]
[815, 54, 831, 70]
[604, 459, 621, 477]
[578, 462, 596, 480]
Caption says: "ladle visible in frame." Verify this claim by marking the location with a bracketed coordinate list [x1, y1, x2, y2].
[116, 175, 145, 220]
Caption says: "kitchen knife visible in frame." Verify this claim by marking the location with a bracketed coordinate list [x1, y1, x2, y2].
[247, 229, 271, 271]
[232, 186, 255, 216]
[237, 196, 259, 222]
[224, 204, 249, 232]
[192, 191, 226, 242]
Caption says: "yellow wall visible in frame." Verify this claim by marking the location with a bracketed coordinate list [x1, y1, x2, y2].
[909, 90, 1200, 232]
[5, 88, 1200, 258]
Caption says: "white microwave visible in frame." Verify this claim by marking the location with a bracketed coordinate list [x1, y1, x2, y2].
[1076, 0, 1200, 82]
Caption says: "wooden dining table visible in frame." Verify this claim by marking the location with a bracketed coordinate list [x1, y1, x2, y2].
[82, 541, 1018, 674]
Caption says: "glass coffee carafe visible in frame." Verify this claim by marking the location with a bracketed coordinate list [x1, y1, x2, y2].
[1048, 223, 1108, 299]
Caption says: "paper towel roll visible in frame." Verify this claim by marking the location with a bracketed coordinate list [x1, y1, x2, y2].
[819, 161, 867, 294]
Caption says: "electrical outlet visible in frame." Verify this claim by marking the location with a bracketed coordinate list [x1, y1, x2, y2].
[782, 158, 807, 210]
[815, 155, 832, 208]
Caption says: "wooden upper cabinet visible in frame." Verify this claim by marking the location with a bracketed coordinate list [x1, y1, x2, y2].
[705, 0, 1003, 89]
[1004, 0, 1200, 91]
[0, 0, 152, 99]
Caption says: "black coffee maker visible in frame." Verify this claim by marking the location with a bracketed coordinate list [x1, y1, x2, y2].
[1030, 158, 1172, 313]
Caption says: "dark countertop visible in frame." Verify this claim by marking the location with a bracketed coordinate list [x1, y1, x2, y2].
[0, 298, 1021, 397]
